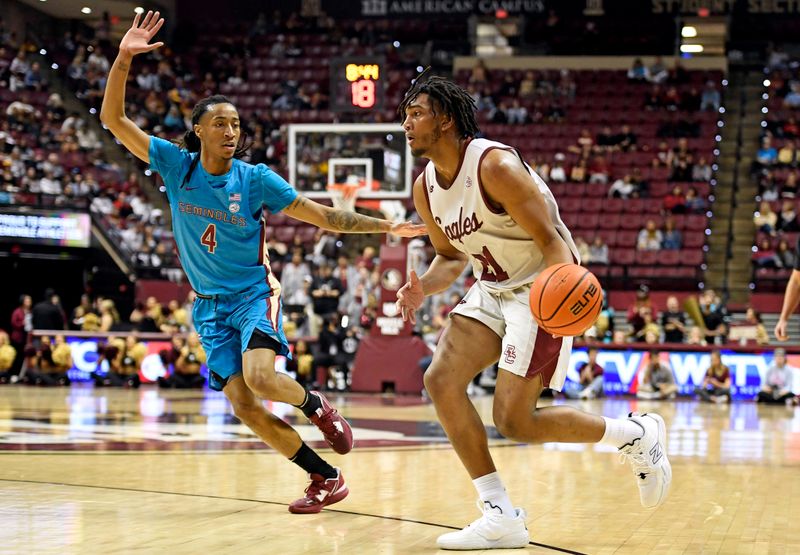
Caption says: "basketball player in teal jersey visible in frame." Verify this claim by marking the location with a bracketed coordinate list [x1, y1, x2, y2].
[100, 12, 425, 513]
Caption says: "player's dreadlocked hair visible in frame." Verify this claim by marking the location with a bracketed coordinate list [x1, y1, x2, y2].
[178, 95, 250, 188]
[397, 69, 480, 138]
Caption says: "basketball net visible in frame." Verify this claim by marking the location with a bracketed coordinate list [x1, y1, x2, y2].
[327, 181, 365, 213]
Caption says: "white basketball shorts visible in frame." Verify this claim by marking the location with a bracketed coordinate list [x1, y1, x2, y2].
[450, 280, 573, 391]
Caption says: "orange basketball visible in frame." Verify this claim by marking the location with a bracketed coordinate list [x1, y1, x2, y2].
[529, 264, 603, 337]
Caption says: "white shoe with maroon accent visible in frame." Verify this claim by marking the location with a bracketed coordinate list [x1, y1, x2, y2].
[436, 501, 529, 550]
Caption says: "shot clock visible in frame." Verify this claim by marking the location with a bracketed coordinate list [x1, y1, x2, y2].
[330, 57, 385, 113]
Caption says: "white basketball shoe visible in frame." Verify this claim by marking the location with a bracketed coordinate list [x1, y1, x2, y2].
[619, 412, 672, 508]
[437, 501, 529, 550]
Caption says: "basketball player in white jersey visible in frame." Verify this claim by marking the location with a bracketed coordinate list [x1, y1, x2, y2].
[396, 75, 672, 550]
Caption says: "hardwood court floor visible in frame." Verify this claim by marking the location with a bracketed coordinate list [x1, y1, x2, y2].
[0, 385, 799, 554]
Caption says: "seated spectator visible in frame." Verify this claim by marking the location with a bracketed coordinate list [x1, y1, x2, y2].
[754, 200, 778, 235]
[684, 187, 707, 213]
[627, 285, 655, 337]
[756, 137, 778, 168]
[281, 251, 312, 300]
[569, 158, 587, 182]
[596, 126, 616, 151]
[669, 152, 694, 182]
[700, 81, 721, 112]
[637, 220, 663, 250]
[589, 236, 609, 265]
[637, 350, 678, 399]
[662, 86, 681, 111]
[549, 153, 567, 182]
[778, 140, 798, 166]
[686, 325, 707, 346]
[587, 155, 610, 184]
[777, 199, 799, 232]
[743, 307, 770, 345]
[783, 172, 798, 198]
[699, 289, 728, 345]
[24, 62, 45, 91]
[615, 124, 638, 152]
[753, 237, 777, 268]
[506, 99, 528, 125]
[286, 339, 315, 388]
[775, 238, 797, 268]
[648, 56, 669, 84]
[0, 331, 17, 384]
[784, 83, 800, 108]
[663, 186, 686, 214]
[627, 58, 649, 81]
[692, 157, 713, 182]
[784, 117, 800, 139]
[661, 217, 683, 250]
[311, 263, 343, 316]
[757, 348, 796, 404]
[681, 86, 701, 112]
[652, 141, 673, 167]
[661, 296, 687, 343]
[696, 350, 731, 403]
[608, 174, 637, 199]
[158, 332, 206, 389]
[564, 347, 604, 399]
[568, 129, 594, 156]
[575, 236, 591, 264]
[634, 313, 661, 343]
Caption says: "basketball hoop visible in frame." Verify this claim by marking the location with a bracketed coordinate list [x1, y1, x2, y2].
[327, 182, 364, 213]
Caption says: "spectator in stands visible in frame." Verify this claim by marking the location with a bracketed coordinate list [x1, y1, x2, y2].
[8, 49, 28, 92]
[637, 220, 663, 251]
[692, 157, 713, 182]
[661, 217, 682, 250]
[743, 307, 769, 345]
[608, 174, 636, 199]
[696, 350, 731, 403]
[754, 200, 778, 235]
[99, 299, 120, 331]
[281, 251, 312, 301]
[589, 236, 609, 265]
[775, 238, 797, 268]
[757, 348, 796, 404]
[777, 199, 799, 231]
[312, 263, 343, 317]
[615, 125, 637, 152]
[596, 126, 616, 151]
[549, 153, 567, 182]
[782, 172, 798, 198]
[587, 155, 610, 184]
[574, 237, 590, 264]
[564, 347, 604, 399]
[753, 237, 777, 268]
[778, 140, 798, 167]
[686, 326, 707, 346]
[700, 81, 721, 112]
[634, 313, 661, 343]
[637, 350, 678, 400]
[684, 187, 707, 213]
[568, 129, 594, 156]
[627, 58, 649, 81]
[644, 84, 663, 110]
[756, 137, 779, 169]
[506, 100, 528, 125]
[784, 83, 800, 109]
[32, 289, 65, 331]
[647, 56, 669, 84]
[699, 289, 728, 345]
[661, 296, 687, 343]
[663, 186, 686, 214]
[627, 285, 655, 338]
[569, 158, 587, 182]
[653, 141, 672, 167]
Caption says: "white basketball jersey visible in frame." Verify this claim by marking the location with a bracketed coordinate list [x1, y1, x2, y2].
[423, 138, 578, 292]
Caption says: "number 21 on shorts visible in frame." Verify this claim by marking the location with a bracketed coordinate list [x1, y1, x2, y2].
[201, 223, 217, 254]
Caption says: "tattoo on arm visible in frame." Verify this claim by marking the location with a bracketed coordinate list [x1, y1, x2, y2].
[287, 196, 307, 211]
[325, 209, 388, 232]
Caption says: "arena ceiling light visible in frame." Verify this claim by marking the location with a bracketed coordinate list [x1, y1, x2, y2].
[680, 44, 704, 53]
[681, 26, 697, 38]
[81, 6, 91, 14]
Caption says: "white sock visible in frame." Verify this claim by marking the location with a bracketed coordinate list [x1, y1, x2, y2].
[473, 472, 515, 516]
[600, 416, 644, 449]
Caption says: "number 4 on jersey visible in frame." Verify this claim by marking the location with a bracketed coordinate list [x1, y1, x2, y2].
[474, 246, 509, 282]
[201, 223, 217, 254]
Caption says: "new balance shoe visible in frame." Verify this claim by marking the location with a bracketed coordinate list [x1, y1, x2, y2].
[288, 468, 349, 514]
[437, 501, 529, 550]
[619, 412, 672, 508]
[308, 391, 354, 454]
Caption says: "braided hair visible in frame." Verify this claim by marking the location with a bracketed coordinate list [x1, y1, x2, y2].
[178, 94, 249, 188]
[397, 69, 480, 139]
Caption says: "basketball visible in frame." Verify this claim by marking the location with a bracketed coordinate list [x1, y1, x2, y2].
[529, 264, 603, 337]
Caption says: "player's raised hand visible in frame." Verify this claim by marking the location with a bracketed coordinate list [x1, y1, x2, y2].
[396, 270, 424, 324]
[389, 221, 427, 238]
[119, 10, 165, 57]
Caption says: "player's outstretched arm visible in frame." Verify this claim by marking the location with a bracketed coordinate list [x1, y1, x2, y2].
[396, 175, 467, 324]
[282, 195, 426, 237]
[775, 269, 800, 340]
[99, 11, 165, 163]
[479, 149, 574, 267]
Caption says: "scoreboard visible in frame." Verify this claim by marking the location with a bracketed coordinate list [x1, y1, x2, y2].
[330, 57, 385, 113]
